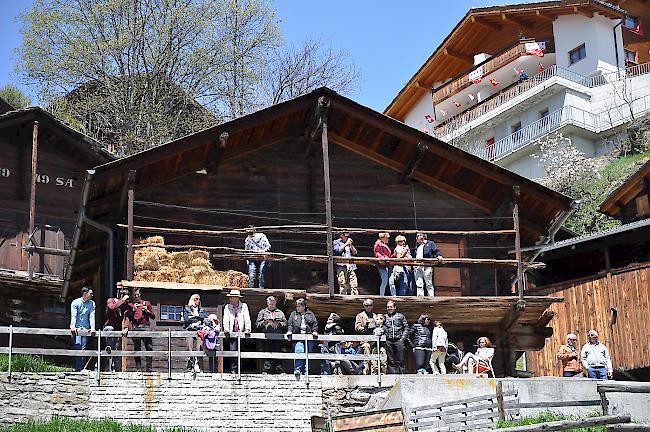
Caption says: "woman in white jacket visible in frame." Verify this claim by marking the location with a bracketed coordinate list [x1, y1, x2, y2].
[222, 289, 251, 373]
[430, 320, 448, 374]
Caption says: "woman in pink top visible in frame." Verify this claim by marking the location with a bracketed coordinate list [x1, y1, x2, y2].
[374, 233, 394, 296]
[453, 337, 494, 373]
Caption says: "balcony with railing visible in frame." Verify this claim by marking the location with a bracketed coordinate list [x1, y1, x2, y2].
[472, 93, 650, 162]
[432, 38, 555, 105]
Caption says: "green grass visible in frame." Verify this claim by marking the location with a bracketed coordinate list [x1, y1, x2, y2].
[497, 412, 608, 431]
[0, 354, 72, 373]
[0, 417, 192, 432]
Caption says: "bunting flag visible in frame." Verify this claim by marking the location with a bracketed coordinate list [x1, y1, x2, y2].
[421, 127, 430, 135]
[468, 66, 484, 84]
[454, 101, 462, 108]
[424, 115, 434, 123]
[525, 41, 545, 57]
[440, 109, 448, 116]
[489, 77, 500, 87]
[513, 67, 523, 76]
[538, 62, 545, 72]
[468, 93, 475, 101]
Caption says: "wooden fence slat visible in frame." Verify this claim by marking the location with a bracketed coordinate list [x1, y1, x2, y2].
[497, 414, 630, 432]
[409, 390, 518, 412]
[515, 400, 601, 409]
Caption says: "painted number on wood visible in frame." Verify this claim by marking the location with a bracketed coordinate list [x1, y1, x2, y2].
[0, 168, 9, 177]
[0, 167, 75, 188]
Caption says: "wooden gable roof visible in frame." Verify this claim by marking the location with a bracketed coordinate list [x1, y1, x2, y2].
[63, 87, 574, 295]
[600, 159, 650, 218]
[384, 0, 625, 121]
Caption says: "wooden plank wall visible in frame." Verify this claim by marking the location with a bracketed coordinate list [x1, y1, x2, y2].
[136, 139, 512, 296]
[526, 262, 650, 376]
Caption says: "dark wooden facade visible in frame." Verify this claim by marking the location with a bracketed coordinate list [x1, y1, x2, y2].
[600, 159, 650, 223]
[0, 107, 113, 337]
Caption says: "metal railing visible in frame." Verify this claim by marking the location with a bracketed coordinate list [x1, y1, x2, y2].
[0, 326, 386, 386]
[472, 93, 650, 161]
[434, 62, 650, 141]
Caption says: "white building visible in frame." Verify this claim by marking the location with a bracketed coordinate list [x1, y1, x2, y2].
[385, 0, 650, 179]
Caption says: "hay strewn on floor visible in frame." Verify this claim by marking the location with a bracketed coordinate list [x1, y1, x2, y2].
[133, 236, 248, 287]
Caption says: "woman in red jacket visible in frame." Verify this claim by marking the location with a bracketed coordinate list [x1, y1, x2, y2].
[374, 233, 395, 296]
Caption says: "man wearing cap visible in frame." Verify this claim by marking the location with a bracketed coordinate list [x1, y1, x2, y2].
[355, 299, 378, 375]
[245, 226, 271, 288]
[557, 333, 582, 377]
[414, 233, 443, 297]
[223, 289, 252, 373]
[374, 233, 395, 297]
[333, 232, 358, 295]
[581, 330, 613, 379]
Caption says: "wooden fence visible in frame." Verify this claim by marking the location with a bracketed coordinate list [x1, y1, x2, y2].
[526, 262, 650, 376]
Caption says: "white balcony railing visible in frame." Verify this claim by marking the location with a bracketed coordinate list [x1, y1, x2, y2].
[473, 93, 650, 161]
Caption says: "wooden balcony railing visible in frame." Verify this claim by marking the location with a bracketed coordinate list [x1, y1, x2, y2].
[432, 38, 555, 105]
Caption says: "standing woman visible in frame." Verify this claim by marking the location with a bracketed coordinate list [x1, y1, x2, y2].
[374, 233, 395, 296]
[408, 314, 433, 374]
[287, 298, 319, 379]
[183, 294, 207, 372]
[430, 320, 448, 374]
[392, 235, 412, 296]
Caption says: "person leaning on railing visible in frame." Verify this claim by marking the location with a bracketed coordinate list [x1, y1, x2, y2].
[286, 298, 318, 379]
[183, 293, 207, 373]
[222, 289, 252, 374]
[124, 287, 155, 373]
[69, 286, 96, 372]
[103, 283, 131, 372]
[255, 296, 287, 374]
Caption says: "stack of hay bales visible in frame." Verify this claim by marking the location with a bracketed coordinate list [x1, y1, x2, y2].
[133, 236, 248, 288]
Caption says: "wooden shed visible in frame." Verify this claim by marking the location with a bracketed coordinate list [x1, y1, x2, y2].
[62, 88, 574, 375]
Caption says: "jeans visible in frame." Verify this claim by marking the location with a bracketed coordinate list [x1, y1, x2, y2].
[248, 260, 267, 288]
[72, 334, 90, 372]
[102, 325, 120, 371]
[186, 335, 203, 371]
[587, 366, 608, 379]
[293, 340, 315, 374]
[262, 336, 284, 374]
[378, 266, 396, 296]
[563, 371, 583, 377]
[319, 344, 333, 375]
[385, 339, 406, 374]
[131, 327, 153, 372]
[226, 337, 240, 373]
[414, 348, 432, 373]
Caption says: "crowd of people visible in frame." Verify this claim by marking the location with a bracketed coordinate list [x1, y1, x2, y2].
[70, 286, 498, 377]
[245, 228, 444, 296]
[557, 330, 614, 379]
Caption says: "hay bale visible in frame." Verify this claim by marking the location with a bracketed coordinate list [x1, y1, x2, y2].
[159, 256, 171, 267]
[180, 275, 196, 284]
[156, 266, 181, 283]
[145, 236, 165, 245]
[190, 257, 212, 269]
[189, 250, 209, 260]
[225, 270, 249, 288]
[211, 271, 228, 287]
[171, 252, 190, 270]
[134, 270, 158, 282]
[134, 250, 160, 271]
[190, 265, 209, 276]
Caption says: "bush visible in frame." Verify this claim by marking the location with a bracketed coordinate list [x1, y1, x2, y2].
[0, 417, 192, 432]
[0, 355, 72, 373]
[497, 411, 608, 432]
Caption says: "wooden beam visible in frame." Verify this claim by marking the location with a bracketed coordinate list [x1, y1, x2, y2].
[535, 10, 556, 22]
[400, 142, 430, 184]
[443, 48, 473, 63]
[318, 96, 335, 298]
[28, 121, 39, 282]
[501, 13, 535, 29]
[573, 6, 594, 18]
[126, 176, 135, 281]
[500, 299, 526, 333]
[22, 245, 70, 257]
[471, 16, 503, 31]
[513, 186, 525, 299]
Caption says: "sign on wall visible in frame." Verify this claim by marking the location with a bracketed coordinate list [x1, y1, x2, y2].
[331, 408, 405, 432]
[0, 168, 75, 188]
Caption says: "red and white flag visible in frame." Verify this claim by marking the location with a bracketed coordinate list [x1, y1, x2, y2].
[525, 41, 545, 57]
[454, 101, 462, 108]
[538, 62, 545, 72]
[628, 18, 644, 35]
[468, 93, 475, 101]
[424, 115, 434, 123]
[421, 127, 430, 134]
[489, 77, 499, 87]
[468, 66, 484, 84]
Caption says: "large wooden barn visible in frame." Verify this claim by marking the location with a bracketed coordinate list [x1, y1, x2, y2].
[61, 88, 574, 375]
[0, 102, 113, 340]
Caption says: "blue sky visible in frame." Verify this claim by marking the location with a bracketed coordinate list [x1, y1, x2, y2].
[1, 0, 526, 112]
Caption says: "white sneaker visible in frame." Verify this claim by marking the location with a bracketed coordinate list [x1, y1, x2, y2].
[194, 363, 202, 373]
[294, 369, 301, 380]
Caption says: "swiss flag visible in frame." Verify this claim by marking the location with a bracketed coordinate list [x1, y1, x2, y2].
[538, 62, 545, 72]
[490, 77, 499, 87]
[424, 115, 434, 123]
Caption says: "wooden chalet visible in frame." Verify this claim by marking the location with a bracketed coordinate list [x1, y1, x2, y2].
[0, 104, 113, 336]
[62, 87, 575, 375]
[527, 160, 650, 379]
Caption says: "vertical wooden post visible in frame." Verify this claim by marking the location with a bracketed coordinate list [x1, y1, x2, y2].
[319, 97, 335, 297]
[121, 316, 128, 372]
[496, 381, 506, 421]
[96, 330, 101, 384]
[8, 325, 13, 382]
[599, 390, 609, 415]
[167, 328, 172, 380]
[512, 186, 524, 300]
[217, 304, 224, 373]
[28, 121, 39, 281]
[126, 171, 136, 281]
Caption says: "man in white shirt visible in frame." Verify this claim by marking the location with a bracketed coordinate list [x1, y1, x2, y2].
[414, 233, 443, 297]
[244, 226, 271, 288]
[333, 232, 358, 295]
[581, 329, 613, 380]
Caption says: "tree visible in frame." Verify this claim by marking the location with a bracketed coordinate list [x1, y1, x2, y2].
[260, 37, 360, 106]
[17, 0, 360, 156]
[0, 84, 31, 109]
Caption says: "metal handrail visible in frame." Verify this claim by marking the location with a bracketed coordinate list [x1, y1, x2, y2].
[0, 326, 386, 385]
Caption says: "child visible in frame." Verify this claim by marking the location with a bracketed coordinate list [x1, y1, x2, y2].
[198, 314, 220, 373]
[371, 314, 388, 374]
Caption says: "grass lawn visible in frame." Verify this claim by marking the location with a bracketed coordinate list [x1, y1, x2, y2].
[0, 417, 192, 432]
[497, 412, 608, 431]
[0, 355, 72, 373]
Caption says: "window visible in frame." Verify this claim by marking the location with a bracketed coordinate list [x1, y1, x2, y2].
[160, 305, 183, 321]
[569, 44, 587, 65]
[623, 16, 639, 29]
[625, 49, 638, 64]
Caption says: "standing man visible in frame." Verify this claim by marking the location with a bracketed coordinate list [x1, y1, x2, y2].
[355, 299, 378, 375]
[245, 226, 271, 288]
[581, 330, 613, 380]
[384, 300, 409, 374]
[125, 288, 155, 372]
[103, 283, 130, 371]
[333, 232, 358, 295]
[70, 286, 96, 372]
[222, 289, 252, 373]
[557, 333, 582, 377]
[255, 296, 287, 374]
[374, 233, 395, 296]
[414, 233, 443, 297]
